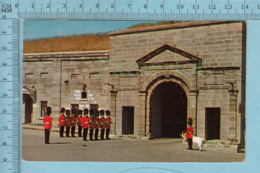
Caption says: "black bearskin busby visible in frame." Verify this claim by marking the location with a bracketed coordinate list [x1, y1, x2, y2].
[106, 110, 110, 116]
[78, 109, 83, 115]
[90, 109, 94, 116]
[66, 109, 70, 116]
[188, 117, 193, 126]
[100, 110, 104, 116]
[46, 107, 51, 115]
[60, 107, 65, 113]
[84, 108, 88, 115]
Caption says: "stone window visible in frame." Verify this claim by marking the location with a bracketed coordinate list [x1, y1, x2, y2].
[25, 73, 33, 79]
[40, 101, 47, 117]
[71, 74, 80, 80]
[40, 72, 48, 78]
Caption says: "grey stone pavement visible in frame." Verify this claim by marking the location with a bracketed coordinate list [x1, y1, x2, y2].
[22, 125, 245, 162]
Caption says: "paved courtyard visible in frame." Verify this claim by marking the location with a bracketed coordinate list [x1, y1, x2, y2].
[22, 129, 245, 162]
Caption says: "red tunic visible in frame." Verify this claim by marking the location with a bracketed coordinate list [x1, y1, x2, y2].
[100, 117, 106, 129]
[65, 117, 71, 127]
[95, 118, 100, 129]
[77, 116, 82, 126]
[89, 117, 95, 129]
[186, 126, 193, 139]
[71, 116, 77, 127]
[59, 114, 65, 126]
[43, 116, 52, 129]
[82, 116, 89, 128]
[106, 117, 112, 129]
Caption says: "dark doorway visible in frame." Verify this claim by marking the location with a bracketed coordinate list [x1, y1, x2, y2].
[150, 82, 187, 138]
[23, 94, 33, 123]
[71, 104, 79, 117]
[205, 108, 221, 140]
[90, 104, 99, 118]
[122, 106, 134, 134]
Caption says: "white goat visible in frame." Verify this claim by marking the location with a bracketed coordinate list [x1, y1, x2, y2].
[181, 131, 205, 151]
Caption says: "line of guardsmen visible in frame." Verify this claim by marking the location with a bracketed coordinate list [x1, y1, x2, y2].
[58, 108, 112, 141]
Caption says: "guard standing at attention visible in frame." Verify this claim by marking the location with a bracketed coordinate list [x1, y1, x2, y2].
[105, 110, 112, 140]
[82, 108, 89, 141]
[71, 111, 77, 137]
[65, 109, 71, 137]
[58, 107, 65, 137]
[77, 109, 83, 137]
[89, 109, 95, 141]
[100, 110, 106, 140]
[43, 107, 52, 144]
[94, 111, 100, 140]
[186, 118, 193, 150]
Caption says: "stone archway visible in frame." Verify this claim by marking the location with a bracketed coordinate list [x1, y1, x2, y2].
[146, 76, 189, 138]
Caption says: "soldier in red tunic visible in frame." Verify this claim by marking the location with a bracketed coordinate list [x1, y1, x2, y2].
[89, 109, 95, 141]
[43, 107, 52, 144]
[65, 109, 71, 137]
[186, 118, 193, 150]
[94, 111, 100, 140]
[71, 111, 77, 137]
[105, 110, 112, 140]
[100, 110, 106, 140]
[58, 107, 65, 137]
[77, 109, 83, 137]
[82, 109, 89, 141]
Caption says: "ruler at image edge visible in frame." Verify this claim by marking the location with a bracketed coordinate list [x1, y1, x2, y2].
[16, 0, 260, 20]
[0, 0, 20, 173]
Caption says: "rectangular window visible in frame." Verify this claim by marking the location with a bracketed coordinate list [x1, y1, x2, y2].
[40, 101, 47, 117]
[25, 73, 33, 79]
[122, 106, 134, 135]
[40, 72, 48, 78]
[71, 74, 80, 80]
[90, 104, 99, 117]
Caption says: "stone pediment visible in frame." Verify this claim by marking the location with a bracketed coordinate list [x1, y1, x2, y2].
[136, 44, 201, 65]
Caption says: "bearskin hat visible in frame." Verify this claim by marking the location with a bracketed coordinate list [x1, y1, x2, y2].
[46, 107, 51, 115]
[83, 108, 88, 115]
[106, 110, 110, 116]
[188, 117, 193, 126]
[66, 109, 70, 116]
[60, 107, 65, 113]
[90, 109, 94, 115]
[78, 109, 83, 115]
[100, 110, 104, 115]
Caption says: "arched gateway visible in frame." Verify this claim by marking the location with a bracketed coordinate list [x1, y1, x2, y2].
[146, 76, 189, 138]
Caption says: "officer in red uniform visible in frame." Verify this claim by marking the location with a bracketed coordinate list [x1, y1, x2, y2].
[71, 111, 77, 137]
[82, 108, 89, 141]
[105, 110, 112, 140]
[58, 107, 65, 137]
[65, 109, 71, 137]
[186, 118, 193, 150]
[89, 109, 95, 141]
[94, 111, 100, 140]
[43, 107, 52, 144]
[77, 109, 83, 137]
[100, 110, 106, 140]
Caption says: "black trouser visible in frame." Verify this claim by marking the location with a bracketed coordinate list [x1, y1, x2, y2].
[66, 126, 70, 137]
[95, 128, 99, 140]
[100, 128, 105, 140]
[45, 129, 50, 144]
[83, 128, 88, 141]
[78, 126, 83, 137]
[187, 138, 193, 150]
[71, 126, 76, 137]
[60, 126, 64, 137]
[106, 128, 110, 139]
[89, 128, 94, 140]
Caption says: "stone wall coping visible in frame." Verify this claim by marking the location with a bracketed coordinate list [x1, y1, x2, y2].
[197, 66, 240, 70]
[23, 50, 109, 61]
[108, 21, 241, 36]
